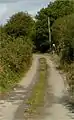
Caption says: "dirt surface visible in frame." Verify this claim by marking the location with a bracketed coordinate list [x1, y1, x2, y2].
[36, 55, 74, 120]
[0, 55, 40, 120]
[0, 54, 74, 120]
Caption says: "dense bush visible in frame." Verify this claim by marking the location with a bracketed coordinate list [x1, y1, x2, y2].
[67, 64, 74, 97]
[52, 14, 74, 101]
[61, 63, 74, 101]
[0, 12, 34, 91]
[0, 34, 33, 91]
[52, 14, 74, 62]
[4, 12, 35, 38]
[35, 0, 74, 52]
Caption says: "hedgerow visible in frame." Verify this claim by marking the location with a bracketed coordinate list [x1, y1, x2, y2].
[0, 11, 35, 92]
[0, 34, 33, 91]
[52, 14, 74, 62]
[52, 14, 74, 101]
[0, 33, 33, 91]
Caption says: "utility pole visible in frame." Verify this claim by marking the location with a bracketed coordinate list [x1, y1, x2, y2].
[48, 17, 51, 50]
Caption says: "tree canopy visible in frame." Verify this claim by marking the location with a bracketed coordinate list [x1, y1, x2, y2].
[4, 12, 35, 38]
[0, 12, 33, 90]
[52, 14, 74, 62]
[35, 0, 74, 52]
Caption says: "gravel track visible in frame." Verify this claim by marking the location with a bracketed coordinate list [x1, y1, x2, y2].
[38, 56, 74, 120]
[0, 55, 40, 120]
[0, 54, 74, 120]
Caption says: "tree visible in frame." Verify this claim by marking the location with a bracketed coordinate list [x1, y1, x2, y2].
[0, 12, 34, 90]
[52, 14, 74, 62]
[35, 0, 74, 52]
[4, 12, 34, 38]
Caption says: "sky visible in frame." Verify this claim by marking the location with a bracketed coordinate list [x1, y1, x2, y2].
[0, 0, 54, 25]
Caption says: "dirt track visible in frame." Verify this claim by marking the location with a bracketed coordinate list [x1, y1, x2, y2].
[0, 55, 39, 120]
[41, 56, 74, 120]
[0, 54, 74, 120]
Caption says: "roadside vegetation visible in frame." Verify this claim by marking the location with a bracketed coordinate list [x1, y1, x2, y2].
[0, 12, 35, 92]
[35, 0, 74, 103]
[52, 14, 74, 102]
[25, 58, 48, 116]
[0, 0, 74, 104]
[35, 0, 74, 52]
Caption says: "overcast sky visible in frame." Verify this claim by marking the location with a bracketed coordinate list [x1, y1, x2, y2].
[0, 0, 54, 24]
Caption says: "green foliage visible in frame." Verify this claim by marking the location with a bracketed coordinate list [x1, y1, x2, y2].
[47, 0, 74, 25]
[35, 0, 74, 52]
[4, 12, 34, 38]
[0, 12, 34, 91]
[36, 0, 74, 25]
[67, 63, 74, 97]
[60, 62, 74, 101]
[35, 10, 49, 52]
[0, 34, 32, 91]
[52, 14, 74, 62]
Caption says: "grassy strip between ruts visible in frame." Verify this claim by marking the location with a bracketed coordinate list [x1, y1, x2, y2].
[25, 57, 48, 116]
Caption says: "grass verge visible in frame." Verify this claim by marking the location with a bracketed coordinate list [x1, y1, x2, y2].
[25, 57, 48, 116]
